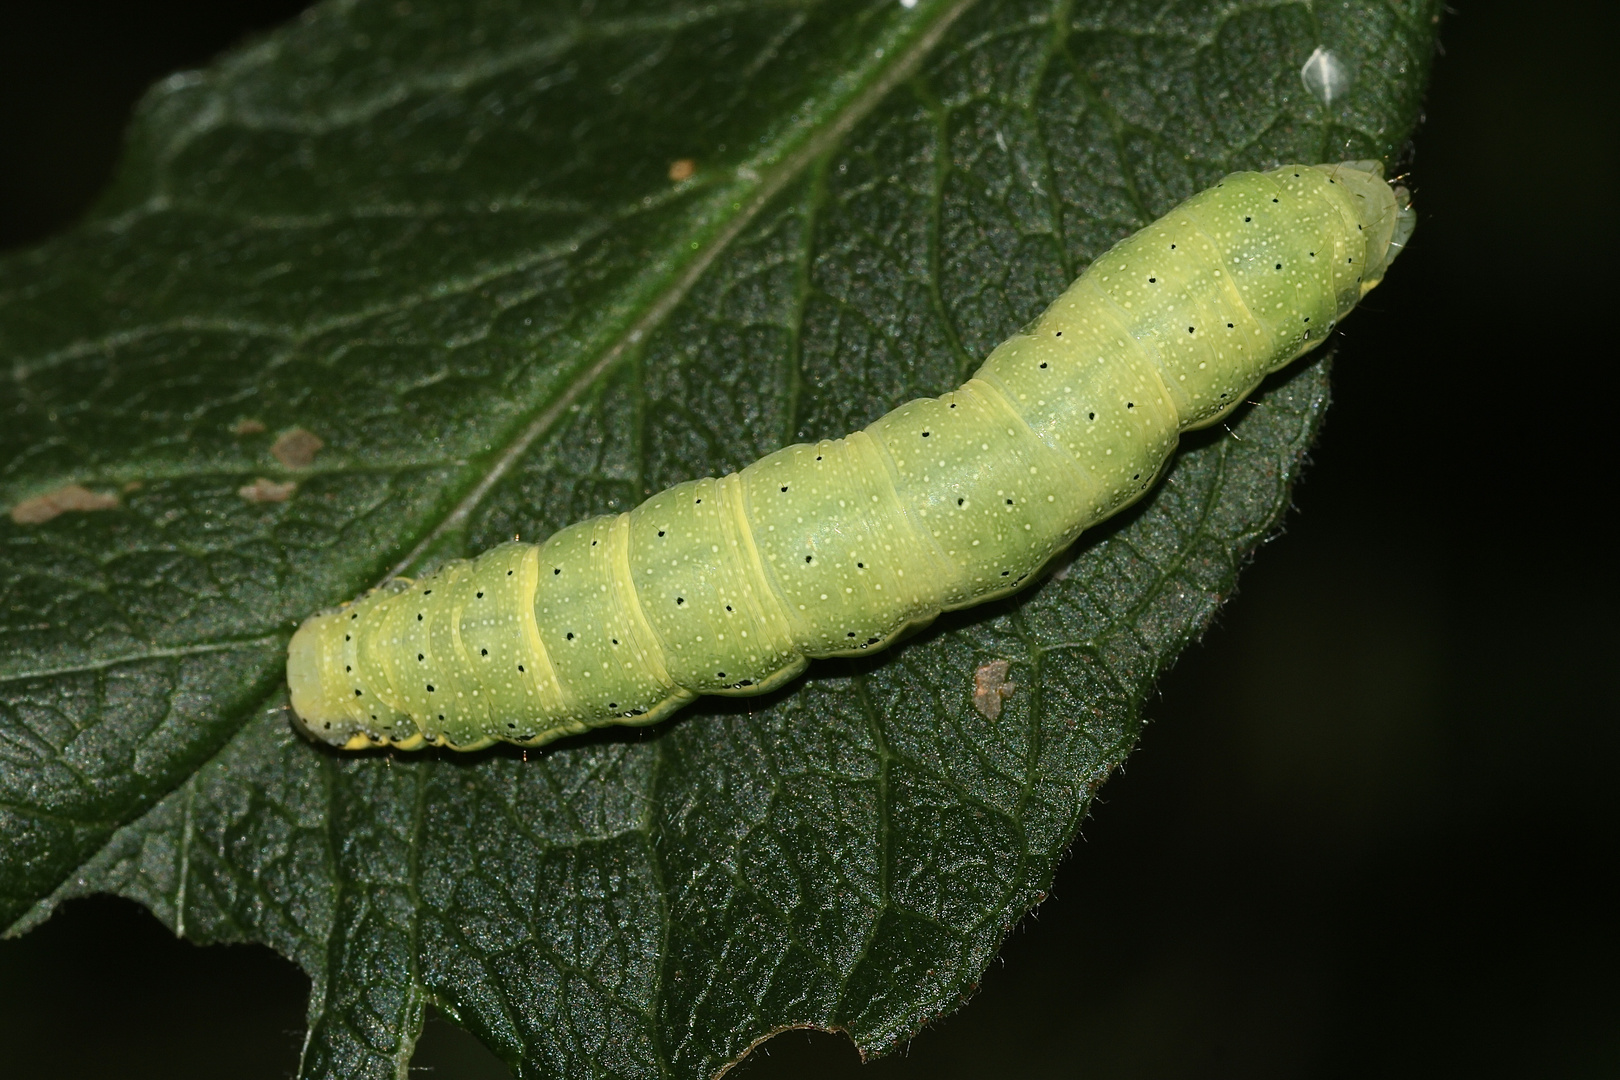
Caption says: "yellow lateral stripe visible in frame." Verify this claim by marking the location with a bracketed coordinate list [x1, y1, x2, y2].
[719, 471, 800, 661]
[965, 377, 1097, 495]
[1175, 208, 1279, 365]
[847, 428, 955, 597]
[608, 512, 681, 693]
[513, 545, 569, 718]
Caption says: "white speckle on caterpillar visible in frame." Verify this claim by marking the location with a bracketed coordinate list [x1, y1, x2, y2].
[1301, 47, 1352, 107]
[287, 162, 1413, 753]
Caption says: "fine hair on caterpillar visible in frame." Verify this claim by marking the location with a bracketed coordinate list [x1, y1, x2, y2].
[287, 161, 1414, 752]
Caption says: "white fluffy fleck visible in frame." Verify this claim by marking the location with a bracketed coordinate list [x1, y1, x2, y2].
[1301, 46, 1352, 107]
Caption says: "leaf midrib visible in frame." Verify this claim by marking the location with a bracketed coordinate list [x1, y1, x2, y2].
[0, 633, 284, 685]
[392, 0, 987, 578]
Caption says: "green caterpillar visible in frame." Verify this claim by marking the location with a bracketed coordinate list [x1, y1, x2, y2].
[288, 161, 1413, 752]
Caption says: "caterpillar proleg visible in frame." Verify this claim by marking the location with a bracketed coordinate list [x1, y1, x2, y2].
[287, 161, 1413, 751]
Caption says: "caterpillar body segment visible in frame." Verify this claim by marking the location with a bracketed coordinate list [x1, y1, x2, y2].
[288, 162, 1412, 751]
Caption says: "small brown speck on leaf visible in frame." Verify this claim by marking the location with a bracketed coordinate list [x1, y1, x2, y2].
[122, 480, 143, 493]
[239, 477, 297, 504]
[232, 418, 268, 436]
[972, 659, 1016, 720]
[271, 427, 324, 468]
[667, 158, 696, 182]
[9, 484, 120, 525]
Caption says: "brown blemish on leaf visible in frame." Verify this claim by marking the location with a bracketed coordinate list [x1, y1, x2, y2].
[9, 484, 120, 525]
[122, 480, 144, 493]
[233, 418, 268, 436]
[667, 158, 696, 181]
[271, 427, 323, 468]
[238, 477, 297, 504]
[972, 659, 1016, 720]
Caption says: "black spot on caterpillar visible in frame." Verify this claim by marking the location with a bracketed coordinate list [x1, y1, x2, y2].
[288, 162, 1414, 752]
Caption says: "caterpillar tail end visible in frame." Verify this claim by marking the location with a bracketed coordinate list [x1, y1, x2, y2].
[1319, 159, 1416, 293]
[287, 609, 366, 748]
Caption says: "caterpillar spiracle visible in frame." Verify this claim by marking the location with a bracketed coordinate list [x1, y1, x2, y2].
[288, 161, 1414, 752]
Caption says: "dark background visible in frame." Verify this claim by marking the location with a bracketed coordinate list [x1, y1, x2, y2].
[1, 1, 1614, 1076]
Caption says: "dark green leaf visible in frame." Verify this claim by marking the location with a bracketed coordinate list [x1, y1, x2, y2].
[0, 0, 1440, 1075]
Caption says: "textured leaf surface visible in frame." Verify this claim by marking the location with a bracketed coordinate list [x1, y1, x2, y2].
[0, 0, 1439, 1075]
